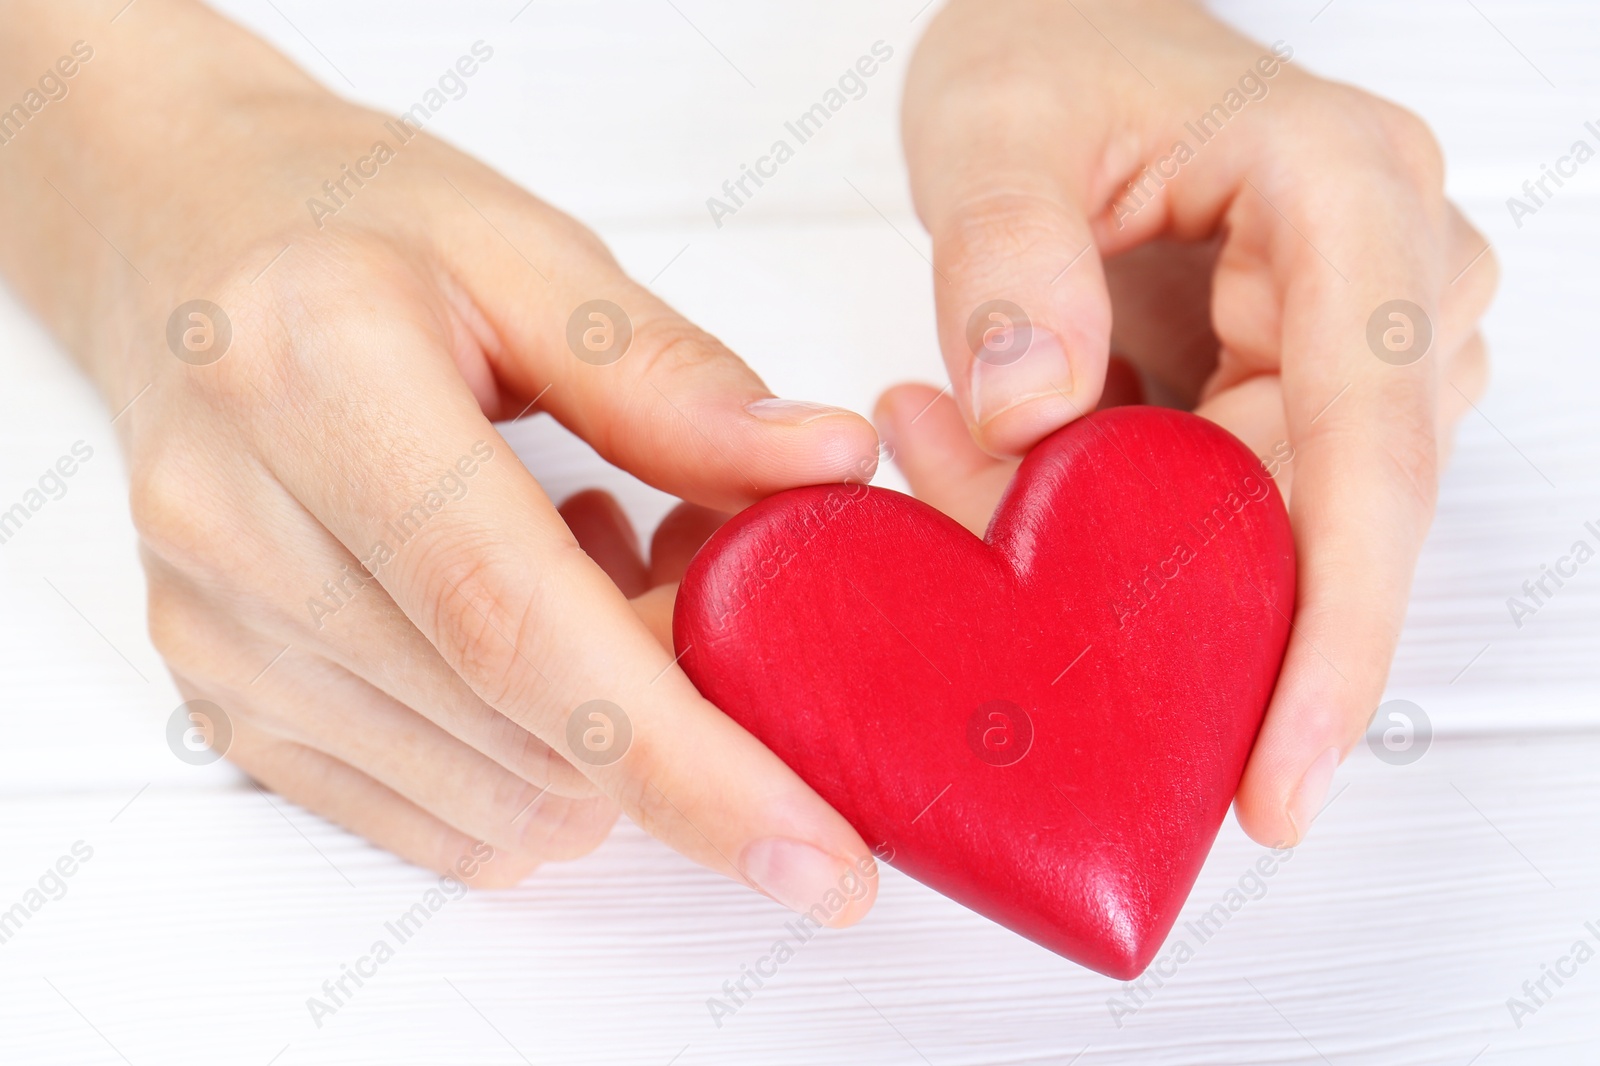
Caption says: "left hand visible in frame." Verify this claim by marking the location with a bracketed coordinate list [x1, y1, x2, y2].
[889, 0, 1497, 847]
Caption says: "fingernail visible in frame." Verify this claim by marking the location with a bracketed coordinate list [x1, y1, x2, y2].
[969, 329, 1073, 426]
[741, 838, 849, 918]
[745, 398, 853, 426]
[1288, 746, 1341, 843]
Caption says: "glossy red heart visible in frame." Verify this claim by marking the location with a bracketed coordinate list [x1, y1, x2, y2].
[673, 406, 1294, 978]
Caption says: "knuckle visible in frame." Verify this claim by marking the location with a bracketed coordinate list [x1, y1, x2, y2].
[543, 208, 615, 264]
[1301, 88, 1445, 193]
[128, 445, 220, 569]
[501, 718, 595, 795]
[172, 230, 406, 416]
[424, 563, 526, 704]
[1474, 241, 1502, 300]
[588, 318, 749, 466]
[1454, 226, 1501, 312]
[166, 250, 296, 403]
[626, 318, 731, 383]
[127, 451, 189, 559]
[1373, 416, 1440, 518]
[1369, 99, 1445, 189]
[145, 579, 208, 677]
[419, 544, 565, 713]
[128, 444, 265, 592]
[608, 738, 682, 840]
[1468, 346, 1491, 399]
[236, 695, 301, 741]
[491, 775, 549, 828]
[223, 724, 315, 793]
[1302, 407, 1439, 526]
[935, 189, 1079, 280]
[536, 798, 618, 863]
[1453, 337, 1491, 404]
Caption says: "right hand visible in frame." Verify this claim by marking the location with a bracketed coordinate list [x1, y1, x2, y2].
[0, 0, 880, 920]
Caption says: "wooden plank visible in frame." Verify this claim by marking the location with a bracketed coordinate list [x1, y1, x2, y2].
[0, 733, 1595, 1064]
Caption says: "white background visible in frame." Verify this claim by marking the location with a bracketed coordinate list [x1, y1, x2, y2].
[1, 1, 1597, 1063]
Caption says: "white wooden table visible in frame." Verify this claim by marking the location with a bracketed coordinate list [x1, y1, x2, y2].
[2, 2, 1597, 1063]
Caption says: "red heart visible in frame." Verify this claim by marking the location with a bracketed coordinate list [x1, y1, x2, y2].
[673, 407, 1294, 978]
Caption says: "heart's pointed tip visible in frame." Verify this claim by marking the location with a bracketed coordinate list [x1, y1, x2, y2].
[1088, 931, 1162, 982]
[1016, 867, 1171, 980]
[1069, 916, 1164, 982]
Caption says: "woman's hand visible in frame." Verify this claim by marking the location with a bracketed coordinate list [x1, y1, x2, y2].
[0, 0, 880, 920]
[894, 0, 1496, 845]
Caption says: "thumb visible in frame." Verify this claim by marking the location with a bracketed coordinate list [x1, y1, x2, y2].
[443, 190, 879, 512]
[928, 190, 1112, 457]
[875, 383, 1015, 535]
[903, 26, 1113, 457]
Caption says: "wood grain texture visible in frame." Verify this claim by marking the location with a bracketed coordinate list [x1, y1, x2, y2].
[0, 0, 1595, 1062]
[0, 734, 1595, 1065]
[676, 409, 1295, 977]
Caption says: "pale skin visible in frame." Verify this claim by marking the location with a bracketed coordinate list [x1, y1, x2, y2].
[0, 0, 1492, 923]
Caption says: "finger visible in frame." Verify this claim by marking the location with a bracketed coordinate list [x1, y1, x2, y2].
[155, 585, 611, 860]
[1102, 238, 1222, 404]
[439, 185, 880, 512]
[216, 704, 540, 889]
[1437, 332, 1488, 469]
[1208, 201, 1498, 394]
[239, 646, 617, 860]
[649, 503, 729, 587]
[875, 358, 1143, 538]
[903, 17, 1113, 456]
[259, 300, 878, 926]
[1439, 204, 1499, 353]
[1233, 148, 1453, 848]
[1193, 335, 1483, 517]
[560, 489, 650, 598]
[145, 538, 598, 801]
[631, 583, 678, 652]
[1193, 371, 1294, 501]
[875, 383, 1016, 535]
